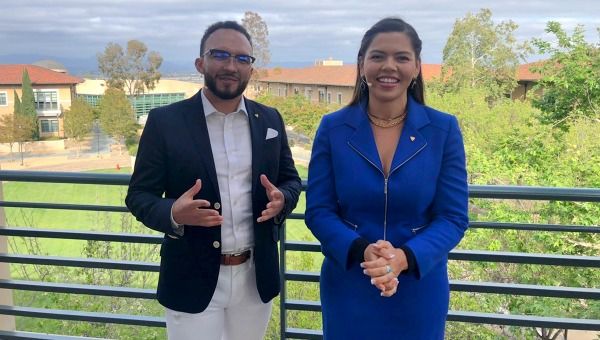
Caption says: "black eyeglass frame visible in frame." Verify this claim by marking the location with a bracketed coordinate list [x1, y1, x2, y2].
[202, 49, 256, 65]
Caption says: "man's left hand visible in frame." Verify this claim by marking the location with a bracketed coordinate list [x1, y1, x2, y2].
[257, 174, 285, 222]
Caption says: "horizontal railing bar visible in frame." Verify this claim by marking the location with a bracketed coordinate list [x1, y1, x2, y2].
[467, 185, 600, 202]
[469, 221, 600, 233]
[0, 227, 162, 244]
[0, 279, 156, 299]
[0, 201, 128, 212]
[0, 254, 159, 272]
[447, 310, 600, 331]
[286, 299, 321, 312]
[0, 170, 130, 186]
[4, 170, 600, 202]
[284, 242, 600, 267]
[0, 305, 165, 327]
[450, 250, 600, 267]
[284, 278, 600, 300]
[284, 241, 321, 252]
[450, 280, 600, 299]
[0, 330, 106, 340]
[285, 328, 323, 339]
[285, 270, 320, 283]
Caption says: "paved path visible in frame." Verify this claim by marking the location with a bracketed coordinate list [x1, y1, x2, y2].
[0, 152, 131, 172]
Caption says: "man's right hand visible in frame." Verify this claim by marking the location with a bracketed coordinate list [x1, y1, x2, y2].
[172, 179, 223, 227]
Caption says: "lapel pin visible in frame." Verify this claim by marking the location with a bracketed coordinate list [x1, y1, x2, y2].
[410, 136, 416, 141]
[254, 114, 259, 118]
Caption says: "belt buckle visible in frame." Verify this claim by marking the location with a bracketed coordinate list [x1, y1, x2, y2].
[230, 251, 246, 257]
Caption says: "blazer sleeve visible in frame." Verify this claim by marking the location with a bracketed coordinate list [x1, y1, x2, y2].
[403, 115, 469, 279]
[125, 109, 178, 236]
[305, 116, 361, 269]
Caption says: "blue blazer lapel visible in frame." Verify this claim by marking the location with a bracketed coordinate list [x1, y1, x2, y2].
[346, 104, 383, 171]
[391, 96, 429, 171]
[183, 91, 220, 197]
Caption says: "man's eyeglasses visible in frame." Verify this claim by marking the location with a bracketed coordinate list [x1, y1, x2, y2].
[202, 49, 256, 67]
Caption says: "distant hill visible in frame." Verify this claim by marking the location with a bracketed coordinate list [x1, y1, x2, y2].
[0, 54, 326, 76]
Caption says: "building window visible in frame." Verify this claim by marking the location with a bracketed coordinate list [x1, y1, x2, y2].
[337, 93, 343, 104]
[284, 88, 288, 96]
[305, 87, 312, 101]
[0, 92, 7, 106]
[77, 94, 102, 106]
[34, 90, 59, 110]
[278, 88, 281, 97]
[294, 88, 299, 95]
[327, 92, 332, 104]
[41, 119, 59, 133]
[318, 90, 325, 103]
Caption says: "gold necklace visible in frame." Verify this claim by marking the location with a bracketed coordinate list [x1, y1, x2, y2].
[368, 110, 405, 121]
[367, 110, 407, 128]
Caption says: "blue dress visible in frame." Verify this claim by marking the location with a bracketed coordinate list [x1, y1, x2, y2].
[305, 96, 469, 339]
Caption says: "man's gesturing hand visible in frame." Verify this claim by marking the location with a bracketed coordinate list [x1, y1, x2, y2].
[257, 174, 285, 223]
[172, 179, 223, 227]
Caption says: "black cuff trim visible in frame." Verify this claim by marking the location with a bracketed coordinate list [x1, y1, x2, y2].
[348, 238, 370, 265]
[400, 245, 417, 274]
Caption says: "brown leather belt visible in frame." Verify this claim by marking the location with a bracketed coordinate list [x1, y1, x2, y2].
[220, 250, 252, 266]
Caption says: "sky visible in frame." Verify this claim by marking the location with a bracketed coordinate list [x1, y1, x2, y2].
[1, 0, 599, 68]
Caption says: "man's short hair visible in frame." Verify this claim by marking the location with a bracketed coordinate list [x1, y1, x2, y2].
[200, 21, 253, 56]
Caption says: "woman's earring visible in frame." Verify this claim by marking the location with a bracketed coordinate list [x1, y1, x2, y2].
[410, 78, 417, 90]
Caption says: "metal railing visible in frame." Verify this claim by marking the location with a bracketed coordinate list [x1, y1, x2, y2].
[0, 170, 599, 339]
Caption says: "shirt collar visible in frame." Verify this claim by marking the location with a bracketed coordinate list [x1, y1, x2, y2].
[201, 89, 248, 117]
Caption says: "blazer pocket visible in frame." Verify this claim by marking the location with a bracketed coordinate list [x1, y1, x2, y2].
[411, 223, 430, 235]
[342, 218, 359, 231]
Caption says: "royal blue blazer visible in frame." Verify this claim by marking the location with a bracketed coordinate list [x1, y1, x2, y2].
[305, 95, 469, 339]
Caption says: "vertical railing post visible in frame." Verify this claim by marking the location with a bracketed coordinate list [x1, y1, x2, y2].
[0, 177, 16, 330]
[279, 221, 287, 339]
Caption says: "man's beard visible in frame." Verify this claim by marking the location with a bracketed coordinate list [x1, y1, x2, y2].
[204, 72, 249, 100]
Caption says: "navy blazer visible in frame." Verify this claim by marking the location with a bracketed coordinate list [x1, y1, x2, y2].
[126, 90, 301, 313]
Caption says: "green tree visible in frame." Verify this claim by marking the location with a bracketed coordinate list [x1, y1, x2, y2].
[442, 8, 532, 99]
[63, 98, 95, 157]
[242, 11, 271, 82]
[13, 90, 21, 116]
[20, 69, 40, 140]
[97, 88, 137, 155]
[0, 114, 18, 162]
[97, 39, 163, 101]
[530, 22, 600, 130]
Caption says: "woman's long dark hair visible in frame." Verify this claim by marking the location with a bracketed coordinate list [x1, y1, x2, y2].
[348, 17, 425, 106]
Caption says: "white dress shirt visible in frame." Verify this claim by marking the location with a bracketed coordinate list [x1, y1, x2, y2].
[201, 90, 254, 253]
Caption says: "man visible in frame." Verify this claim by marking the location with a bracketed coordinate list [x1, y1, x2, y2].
[125, 20, 301, 340]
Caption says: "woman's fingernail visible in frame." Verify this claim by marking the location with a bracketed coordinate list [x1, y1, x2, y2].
[360, 263, 365, 268]
[371, 279, 375, 285]
[389, 254, 395, 259]
[363, 269, 367, 274]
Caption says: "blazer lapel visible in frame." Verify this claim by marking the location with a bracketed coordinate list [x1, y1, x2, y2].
[390, 96, 429, 171]
[346, 105, 384, 171]
[246, 99, 264, 197]
[183, 91, 220, 197]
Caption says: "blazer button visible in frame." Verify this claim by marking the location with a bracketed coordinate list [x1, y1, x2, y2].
[214, 202, 221, 210]
[213, 241, 220, 249]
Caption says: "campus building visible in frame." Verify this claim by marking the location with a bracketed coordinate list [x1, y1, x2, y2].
[256, 61, 541, 104]
[0, 62, 84, 138]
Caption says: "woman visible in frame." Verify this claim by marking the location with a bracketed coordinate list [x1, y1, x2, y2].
[305, 17, 469, 339]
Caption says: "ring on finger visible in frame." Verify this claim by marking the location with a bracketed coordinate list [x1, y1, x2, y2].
[386, 265, 392, 274]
